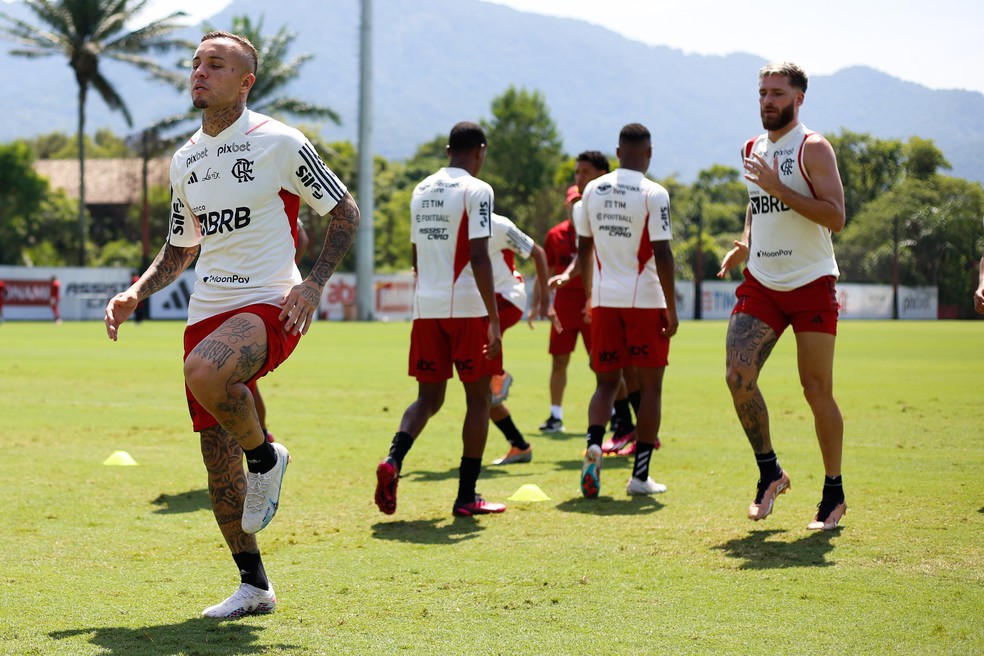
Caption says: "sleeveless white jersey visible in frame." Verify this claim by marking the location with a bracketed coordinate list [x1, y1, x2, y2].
[490, 213, 535, 311]
[743, 122, 839, 291]
[410, 167, 494, 318]
[168, 109, 347, 325]
[575, 168, 672, 308]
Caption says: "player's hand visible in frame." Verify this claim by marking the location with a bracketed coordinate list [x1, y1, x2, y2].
[661, 307, 679, 339]
[582, 300, 592, 325]
[744, 153, 783, 197]
[280, 279, 322, 335]
[548, 273, 570, 289]
[104, 291, 139, 341]
[975, 286, 984, 315]
[484, 317, 502, 360]
[717, 240, 749, 278]
[546, 304, 563, 333]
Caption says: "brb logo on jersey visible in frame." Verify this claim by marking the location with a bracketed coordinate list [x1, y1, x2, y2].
[197, 207, 252, 235]
[295, 164, 324, 199]
[232, 159, 255, 183]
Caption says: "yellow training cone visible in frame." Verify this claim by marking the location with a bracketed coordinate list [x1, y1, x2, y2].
[508, 484, 550, 502]
[103, 451, 138, 466]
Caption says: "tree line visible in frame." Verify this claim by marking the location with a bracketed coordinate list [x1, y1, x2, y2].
[2, 3, 982, 317]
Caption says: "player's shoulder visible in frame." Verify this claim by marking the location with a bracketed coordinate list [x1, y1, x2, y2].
[492, 212, 516, 230]
[243, 110, 306, 145]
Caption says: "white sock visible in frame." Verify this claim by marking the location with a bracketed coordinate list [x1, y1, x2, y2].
[551, 405, 563, 420]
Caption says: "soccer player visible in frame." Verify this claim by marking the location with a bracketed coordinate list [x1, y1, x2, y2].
[104, 31, 360, 617]
[540, 151, 609, 433]
[576, 124, 677, 498]
[975, 216, 984, 315]
[375, 121, 507, 517]
[488, 212, 550, 465]
[49, 275, 61, 323]
[718, 62, 848, 530]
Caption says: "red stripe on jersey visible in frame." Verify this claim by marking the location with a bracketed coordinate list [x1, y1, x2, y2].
[453, 207, 471, 283]
[798, 132, 818, 199]
[279, 189, 301, 246]
[246, 119, 272, 135]
[637, 217, 653, 274]
[502, 250, 516, 272]
[743, 138, 756, 159]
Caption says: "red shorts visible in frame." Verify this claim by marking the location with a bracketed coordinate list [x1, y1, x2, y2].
[589, 306, 670, 373]
[733, 270, 839, 337]
[183, 303, 301, 432]
[549, 290, 591, 355]
[496, 294, 524, 332]
[408, 316, 503, 383]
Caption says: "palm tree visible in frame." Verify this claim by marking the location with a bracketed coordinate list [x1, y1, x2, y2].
[0, 0, 190, 265]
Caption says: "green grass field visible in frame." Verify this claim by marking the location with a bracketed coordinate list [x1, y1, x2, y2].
[0, 319, 981, 655]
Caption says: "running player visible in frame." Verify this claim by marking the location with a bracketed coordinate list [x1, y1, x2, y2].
[718, 62, 848, 530]
[576, 123, 677, 498]
[375, 121, 507, 518]
[105, 31, 360, 617]
[488, 212, 550, 465]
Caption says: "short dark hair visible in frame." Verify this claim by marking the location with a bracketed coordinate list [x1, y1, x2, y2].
[618, 123, 651, 146]
[448, 121, 487, 153]
[759, 61, 808, 93]
[201, 31, 259, 74]
[576, 150, 610, 173]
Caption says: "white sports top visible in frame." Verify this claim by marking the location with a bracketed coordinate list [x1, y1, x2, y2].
[490, 213, 535, 311]
[168, 109, 347, 325]
[743, 122, 839, 291]
[575, 168, 672, 308]
[410, 167, 494, 318]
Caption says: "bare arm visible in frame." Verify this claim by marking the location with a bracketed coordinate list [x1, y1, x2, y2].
[527, 243, 552, 328]
[975, 252, 984, 314]
[717, 205, 752, 278]
[470, 237, 502, 359]
[743, 134, 846, 232]
[576, 235, 594, 322]
[280, 193, 360, 335]
[104, 242, 199, 341]
[653, 240, 678, 338]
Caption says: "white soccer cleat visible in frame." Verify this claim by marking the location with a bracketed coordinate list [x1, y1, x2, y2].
[242, 442, 290, 534]
[626, 476, 667, 495]
[201, 582, 276, 618]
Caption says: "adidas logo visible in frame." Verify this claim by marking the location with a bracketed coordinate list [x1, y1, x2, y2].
[188, 172, 199, 184]
[810, 314, 824, 323]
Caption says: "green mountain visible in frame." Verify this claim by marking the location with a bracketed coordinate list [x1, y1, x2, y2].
[1, 0, 981, 182]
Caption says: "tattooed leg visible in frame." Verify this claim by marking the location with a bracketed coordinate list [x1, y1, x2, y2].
[200, 425, 257, 554]
[725, 313, 778, 453]
[185, 313, 269, 450]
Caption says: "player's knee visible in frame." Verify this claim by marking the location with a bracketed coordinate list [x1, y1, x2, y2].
[725, 364, 756, 397]
[800, 376, 832, 408]
[184, 357, 221, 404]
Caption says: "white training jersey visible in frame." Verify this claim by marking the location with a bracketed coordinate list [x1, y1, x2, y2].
[490, 213, 535, 311]
[410, 167, 494, 318]
[576, 168, 672, 308]
[168, 109, 347, 325]
[743, 122, 839, 291]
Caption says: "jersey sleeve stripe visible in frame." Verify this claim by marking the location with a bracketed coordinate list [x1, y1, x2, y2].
[300, 144, 346, 201]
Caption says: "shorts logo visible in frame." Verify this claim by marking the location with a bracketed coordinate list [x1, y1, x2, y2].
[454, 358, 474, 372]
[416, 358, 436, 372]
[629, 344, 649, 357]
[232, 159, 255, 183]
[597, 350, 620, 364]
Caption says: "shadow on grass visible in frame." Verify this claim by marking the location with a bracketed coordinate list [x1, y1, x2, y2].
[151, 489, 211, 515]
[551, 457, 632, 473]
[50, 617, 293, 655]
[714, 529, 840, 569]
[554, 495, 664, 516]
[371, 517, 484, 544]
[403, 466, 514, 483]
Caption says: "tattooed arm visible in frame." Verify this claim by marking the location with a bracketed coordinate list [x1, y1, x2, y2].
[105, 243, 199, 341]
[279, 192, 361, 335]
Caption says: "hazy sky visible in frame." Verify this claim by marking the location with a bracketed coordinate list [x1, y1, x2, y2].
[124, 0, 984, 96]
